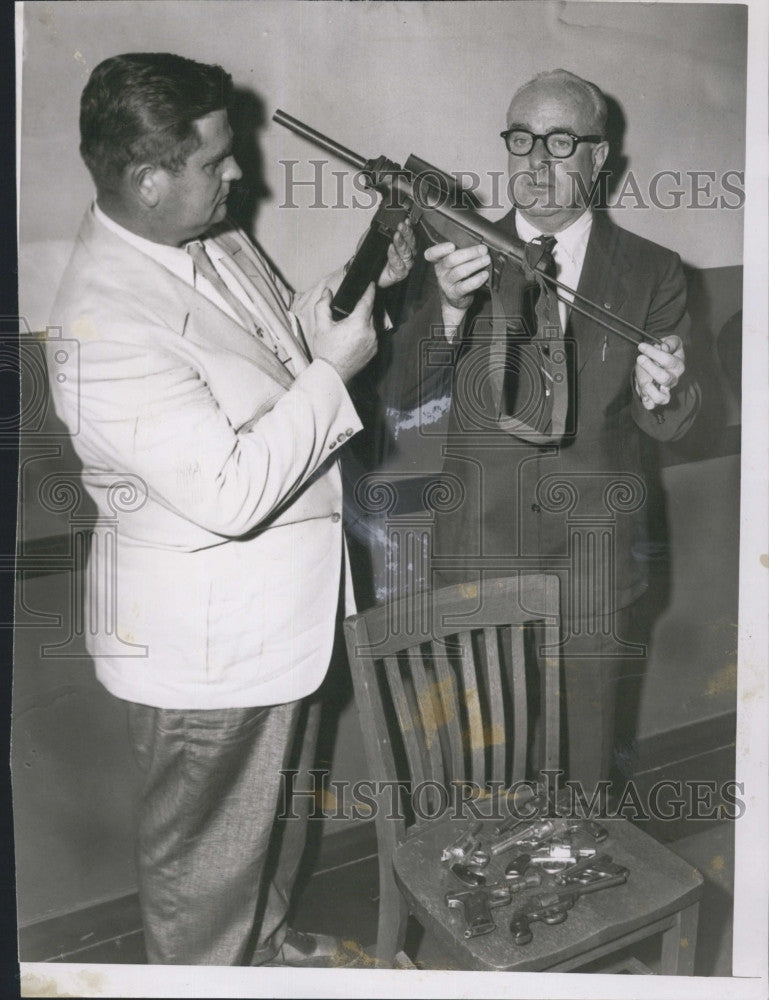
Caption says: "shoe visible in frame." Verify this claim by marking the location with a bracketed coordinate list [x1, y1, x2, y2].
[265, 928, 361, 968]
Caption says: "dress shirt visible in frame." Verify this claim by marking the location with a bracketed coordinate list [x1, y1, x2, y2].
[93, 202, 280, 338]
[515, 209, 593, 332]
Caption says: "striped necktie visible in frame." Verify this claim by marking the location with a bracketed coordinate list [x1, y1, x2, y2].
[529, 235, 560, 336]
[529, 234, 569, 438]
[186, 241, 292, 370]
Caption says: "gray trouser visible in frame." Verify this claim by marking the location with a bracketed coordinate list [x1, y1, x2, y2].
[126, 694, 322, 965]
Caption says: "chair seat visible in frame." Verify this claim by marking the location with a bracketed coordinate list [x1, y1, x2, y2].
[393, 814, 704, 971]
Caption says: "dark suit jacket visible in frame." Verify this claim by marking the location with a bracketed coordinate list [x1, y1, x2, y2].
[383, 210, 701, 616]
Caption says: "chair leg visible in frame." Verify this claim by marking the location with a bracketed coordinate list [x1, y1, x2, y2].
[375, 855, 409, 967]
[660, 902, 699, 975]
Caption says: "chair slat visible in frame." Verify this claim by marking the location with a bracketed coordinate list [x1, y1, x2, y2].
[507, 624, 528, 782]
[457, 630, 485, 786]
[430, 638, 465, 784]
[481, 628, 506, 785]
[384, 655, 427, 788]
[540, 631, 561, 773]
[407, 647, 445, 795]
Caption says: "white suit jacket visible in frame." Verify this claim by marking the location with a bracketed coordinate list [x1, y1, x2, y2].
[48, 208, 362, 709]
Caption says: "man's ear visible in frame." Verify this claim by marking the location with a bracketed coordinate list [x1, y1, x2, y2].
[591, 141, 609, 181]
[130, 163, 163, 208]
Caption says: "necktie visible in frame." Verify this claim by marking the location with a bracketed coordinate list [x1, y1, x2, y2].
[529, 235, 570, 439]
[488, 233, 569, 443]
[186, 241, 292, 370]
[529, 235, 560, 338]
[534, 234, 557, 265]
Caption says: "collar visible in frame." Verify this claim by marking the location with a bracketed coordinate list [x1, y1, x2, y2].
[515, 209, 593, 265]
[93, 201, 196, 285]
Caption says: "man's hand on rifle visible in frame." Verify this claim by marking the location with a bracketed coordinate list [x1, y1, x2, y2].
[425, 242, 491, 336]
[634, 335, 686, 409]
[377, 219, 417, 288]
[314, 282, 378, 384]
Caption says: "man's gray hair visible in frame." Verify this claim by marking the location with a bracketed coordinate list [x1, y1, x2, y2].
[510, 69, 608, 137]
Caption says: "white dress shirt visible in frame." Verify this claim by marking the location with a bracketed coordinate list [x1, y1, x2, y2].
[93, 202, 276, 335]
[515, 209, 593, 332]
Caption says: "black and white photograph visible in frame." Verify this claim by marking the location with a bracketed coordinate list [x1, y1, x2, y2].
[11, 1, 768, 997]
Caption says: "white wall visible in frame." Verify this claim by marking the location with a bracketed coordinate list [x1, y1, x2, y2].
[19, 1, 746, 328]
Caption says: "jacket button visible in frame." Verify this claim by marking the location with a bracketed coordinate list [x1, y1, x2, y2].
[531, 503, 541, 513]
[345, 428, 354, 437]
[331, 512, 341, 523]
[337, 432, 346, 443]
[329, 441, 336, 450]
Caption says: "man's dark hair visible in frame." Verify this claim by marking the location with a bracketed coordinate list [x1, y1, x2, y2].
[80, 52, 233, 189]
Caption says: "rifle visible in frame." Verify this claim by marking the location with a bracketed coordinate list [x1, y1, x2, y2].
[272, 109, 661, 349]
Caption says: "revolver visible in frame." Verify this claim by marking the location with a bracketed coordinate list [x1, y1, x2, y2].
[441, 821, 483, 864]
[553, 853, 625, 885]
[489, 818, 556, 857]
[509, 862, 629, 945]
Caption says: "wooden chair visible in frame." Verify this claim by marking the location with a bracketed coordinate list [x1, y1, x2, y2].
[343, 573, 703, 971]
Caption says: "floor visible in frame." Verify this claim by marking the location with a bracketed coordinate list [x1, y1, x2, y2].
[50, 818, 734, 977]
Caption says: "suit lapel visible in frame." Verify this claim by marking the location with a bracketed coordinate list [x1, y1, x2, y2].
[180, 286, 295, 388]
[502, 210, 630, 373]
[81, 211, 295, 389]
[569, 214, 631, 372]
[214, 229, 290, 318]
[213, 227, 311, 369]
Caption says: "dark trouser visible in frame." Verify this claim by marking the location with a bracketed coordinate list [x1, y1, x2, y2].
[126, 694, 322, 965]
[560, 603, 643, 791]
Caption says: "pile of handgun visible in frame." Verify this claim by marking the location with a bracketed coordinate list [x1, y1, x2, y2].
[441, 802, 629, 945]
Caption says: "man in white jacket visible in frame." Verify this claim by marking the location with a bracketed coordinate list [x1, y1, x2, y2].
[48, 52, 413, 966]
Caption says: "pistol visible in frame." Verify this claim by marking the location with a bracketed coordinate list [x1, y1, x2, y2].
[446, 884, 512, 938]
[509, 864, 629, 945]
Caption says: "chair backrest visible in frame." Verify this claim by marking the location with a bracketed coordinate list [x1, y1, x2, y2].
[344, 573, 560, 846]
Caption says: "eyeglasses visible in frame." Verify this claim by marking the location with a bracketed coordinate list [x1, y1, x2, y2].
[500, 128, 604, 159]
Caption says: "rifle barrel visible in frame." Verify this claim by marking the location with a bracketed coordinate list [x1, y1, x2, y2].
[273, 110, 368, 170]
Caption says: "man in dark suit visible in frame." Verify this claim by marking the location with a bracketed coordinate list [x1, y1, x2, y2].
[385, 69, 700, 790]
